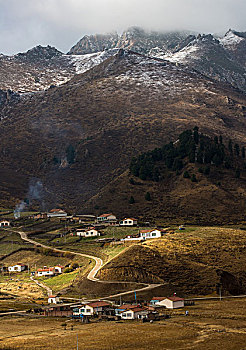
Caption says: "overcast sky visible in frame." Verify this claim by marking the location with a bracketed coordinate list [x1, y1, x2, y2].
[0, 0, 245, 55]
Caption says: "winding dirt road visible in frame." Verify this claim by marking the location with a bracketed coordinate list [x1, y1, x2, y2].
[5, 228, 162, 299]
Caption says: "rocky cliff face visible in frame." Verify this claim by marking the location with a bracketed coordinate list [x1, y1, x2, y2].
[68, 27, 191, 56]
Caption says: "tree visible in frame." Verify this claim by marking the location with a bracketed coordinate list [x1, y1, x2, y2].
[214, 136, 218, 144]
[242, 146, 245, 159]
[219, 135, 223, 144]
[129, 196, 135, 204]
[204, 166, 210, 175]
[235, 168, 241, 178]
[234, 143, 240, 157]
[153, 167, 160, 182]
[191, 174, 197, 182]
[193, 126, 199, 144]
[228, 139, 233, 154]
[66, 144, 76, 164]
[145, 192, 151, 201]
[183, 171, 190, 178]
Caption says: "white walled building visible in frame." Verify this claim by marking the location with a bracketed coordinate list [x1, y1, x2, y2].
[96, 213, 117, 225]
[48, 295, 60, 304]
[36, 267, 55, 277]
[0, 220, 10, 228]
[120, 307, 150, 320]
[139, 229, 161, 239]
[8, 264, 26, 272]
[76, 227, 101, 237]
[120, 218, 138, 226]
[156, 297, 184, 309]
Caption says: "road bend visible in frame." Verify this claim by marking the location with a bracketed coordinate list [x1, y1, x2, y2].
[4, 228, 163, 299]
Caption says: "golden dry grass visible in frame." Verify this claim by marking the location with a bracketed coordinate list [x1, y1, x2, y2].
[1, 299, 246, 349]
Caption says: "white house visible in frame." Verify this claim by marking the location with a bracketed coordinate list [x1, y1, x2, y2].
[48, 295, 60, 304]
[53, 265, 65, 274]
[76, 227, 101, 238]
[96, 213, 117, 225]
[75, 301, 111, 317]
[0, 220, 10, 228]
[120, 307, 150, 320]
[36, 267, 55, 277]
[120, 218, 138, 226]
[47, 209, 68, 218]
[8, 263, 26, 272]
[139, 229, 161, 239]
[156, 296, 184, 309]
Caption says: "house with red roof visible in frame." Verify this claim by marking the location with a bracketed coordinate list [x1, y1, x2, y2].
[76, 227, 101, 238]
[120, 306, 151, 320]
[120, 218, 138, 226]
[75, 301, 111, 316]
[47, 209, 68, 218]
[96, 213, 117, 225]
[8, 263, 27, 272]
[139, 229, 161, 239]
[155, 296, 184, 309]
[37, 267, 55, 277]
[150, 297, 166, 306]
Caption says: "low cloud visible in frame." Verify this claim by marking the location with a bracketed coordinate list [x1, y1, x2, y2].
[0, 0, 245, 54]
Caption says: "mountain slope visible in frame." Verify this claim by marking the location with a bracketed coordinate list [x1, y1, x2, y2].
[0, 50, 246, 217]
[98, 227, 246, 295]
[0, 46, 118, 93]
[164, 32, 246, 92]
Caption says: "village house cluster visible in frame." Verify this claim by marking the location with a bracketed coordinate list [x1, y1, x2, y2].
[43, 295, 185, 321]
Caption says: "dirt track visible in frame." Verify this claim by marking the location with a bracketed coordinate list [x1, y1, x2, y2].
[5, 228, 162, 299]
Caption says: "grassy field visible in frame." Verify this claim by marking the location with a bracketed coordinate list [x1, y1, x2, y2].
[99, 226, 246, 296]
[1, 298, 246, 349]
[0, 273, 45, 299]
[40, 270, 79, 293]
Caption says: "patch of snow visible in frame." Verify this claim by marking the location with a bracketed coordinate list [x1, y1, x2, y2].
[67, 49, 118, 74]
[164, 45, 200, 64]
[220, 31, 244, 49]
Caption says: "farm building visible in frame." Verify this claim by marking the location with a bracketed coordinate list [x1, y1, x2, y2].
[155, 296, 184, 309]
[120, 218, 138, 226]
[73, 301, 111, 317]
[36, 267, 55, 277]
[8, 263, 27, 272]
[76, 227, 101, 237]
[48, 295, 60, 304]
[0, 220, 10, 227]
[96, 213, 117, 225]
[139, 229, 161, 239]
[47, 209, 68, 218]
[120, 307, 151, 320]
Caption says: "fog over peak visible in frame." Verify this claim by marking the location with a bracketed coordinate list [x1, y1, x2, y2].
[0, 0, 245, 55]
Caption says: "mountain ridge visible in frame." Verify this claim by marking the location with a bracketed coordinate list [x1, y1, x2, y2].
[0, 49, 246, 220]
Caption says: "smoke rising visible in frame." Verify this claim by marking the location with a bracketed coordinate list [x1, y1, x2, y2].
[14, 178, 46, 219]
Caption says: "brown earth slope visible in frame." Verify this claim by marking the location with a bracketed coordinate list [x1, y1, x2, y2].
[98, 227, 246, 296]
[0, 50, 246, 218]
